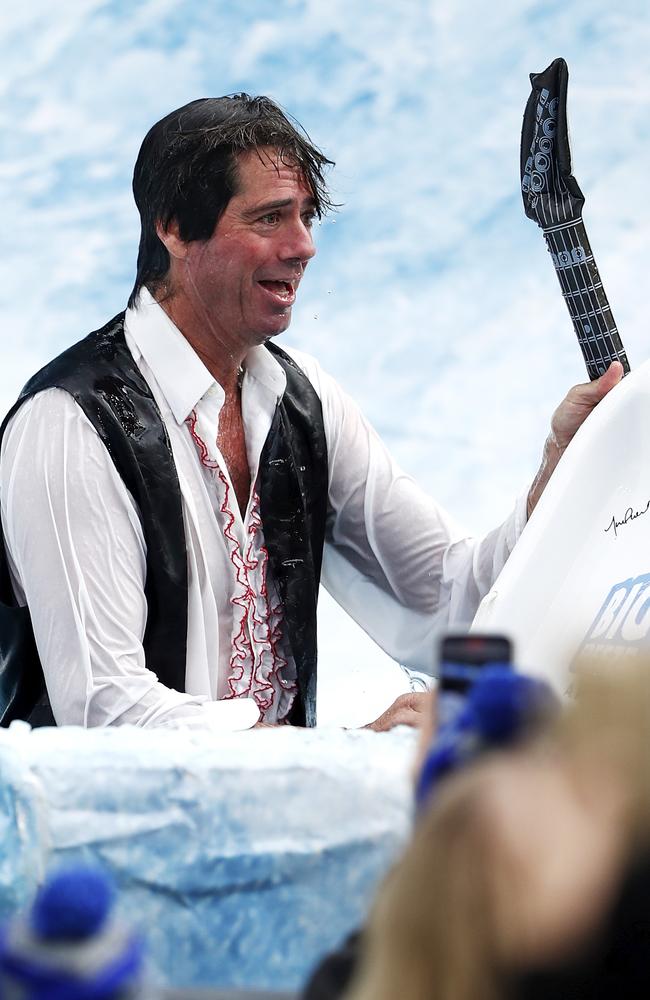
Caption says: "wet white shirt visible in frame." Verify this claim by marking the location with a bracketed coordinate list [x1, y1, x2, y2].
[0, 289, 526, 730]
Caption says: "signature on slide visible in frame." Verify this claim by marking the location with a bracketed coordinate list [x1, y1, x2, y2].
[604, 498, 650, 539]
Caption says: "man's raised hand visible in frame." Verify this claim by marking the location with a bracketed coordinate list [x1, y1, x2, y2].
[527, 361, 624, 518]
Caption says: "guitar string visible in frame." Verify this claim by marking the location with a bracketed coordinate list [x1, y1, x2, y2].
[553, 224, 605, 370]
[562, 222, 615, 370]
[558, 225, 604, 374]
[562, 221, 623, 372]
[546, 227, 601, 374]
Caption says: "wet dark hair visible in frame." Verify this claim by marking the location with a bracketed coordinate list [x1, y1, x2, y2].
[128, 94, 335, 307]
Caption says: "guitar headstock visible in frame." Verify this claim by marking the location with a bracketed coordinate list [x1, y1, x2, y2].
[521, 57, 585, 229]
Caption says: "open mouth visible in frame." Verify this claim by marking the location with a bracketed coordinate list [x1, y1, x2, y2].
[258, 280, 296, 304]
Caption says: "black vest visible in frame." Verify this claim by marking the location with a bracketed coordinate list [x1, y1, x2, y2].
[0, 313, 328, 727]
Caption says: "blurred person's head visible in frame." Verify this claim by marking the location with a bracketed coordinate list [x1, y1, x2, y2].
[346, 656, 650, 1000]
[129, 94, 334, 308]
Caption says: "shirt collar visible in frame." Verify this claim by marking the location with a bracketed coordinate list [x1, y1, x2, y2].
[124, 288, 287, 424]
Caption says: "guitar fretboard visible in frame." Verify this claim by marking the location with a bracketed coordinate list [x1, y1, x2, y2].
[543, 218, 629, 381]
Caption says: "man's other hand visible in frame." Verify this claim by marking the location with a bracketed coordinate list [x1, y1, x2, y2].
[527, 361, 623, 518]
[364, 692, 432, 733]
[550, 360, 623, 451]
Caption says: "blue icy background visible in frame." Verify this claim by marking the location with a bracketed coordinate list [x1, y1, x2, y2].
[3, 0, 650, 724]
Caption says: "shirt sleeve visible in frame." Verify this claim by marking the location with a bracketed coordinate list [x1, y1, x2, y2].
[285, 350, 528, 675]
[0, 388, 260, 731]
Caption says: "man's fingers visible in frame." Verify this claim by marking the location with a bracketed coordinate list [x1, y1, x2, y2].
[551, 360, 624, 452]
[365, 692, 433, 732]
[570, 360, 624, 405]
[592, 360, 624, 399]
[399, 691, 432, 714]
[389, 708, 426, 729]
[366, 708, 424, 732]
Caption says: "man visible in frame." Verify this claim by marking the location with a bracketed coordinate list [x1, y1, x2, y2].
[0, 95, 621, 732]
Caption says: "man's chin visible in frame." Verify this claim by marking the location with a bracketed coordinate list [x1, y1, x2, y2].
[258, 312, 292, 342]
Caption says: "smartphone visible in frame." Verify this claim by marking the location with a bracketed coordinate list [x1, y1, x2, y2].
[438, 633, 513, 728]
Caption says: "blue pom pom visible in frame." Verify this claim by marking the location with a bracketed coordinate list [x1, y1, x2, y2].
[416, 668, 557, 811]
[468, 667, 551, 743]
[31, 867, 115, 941]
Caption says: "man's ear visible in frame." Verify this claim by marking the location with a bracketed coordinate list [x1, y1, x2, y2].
[155, 219, 188, 260]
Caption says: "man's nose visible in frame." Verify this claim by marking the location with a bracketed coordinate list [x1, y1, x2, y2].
[280, 218, 316, 264]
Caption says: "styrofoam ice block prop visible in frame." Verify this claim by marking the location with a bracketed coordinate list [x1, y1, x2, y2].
[0, 723, 415, 992]
[473, 359, 650, 692]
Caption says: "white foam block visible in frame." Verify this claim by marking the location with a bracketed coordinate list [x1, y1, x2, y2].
[0, 723, 415, 991]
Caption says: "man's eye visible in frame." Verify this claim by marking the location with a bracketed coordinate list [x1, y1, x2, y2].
[259, 212, 280, 225]
[302, 213, 317, 229]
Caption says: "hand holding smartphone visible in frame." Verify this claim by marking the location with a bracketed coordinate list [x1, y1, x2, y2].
[438, 633, 513, 729]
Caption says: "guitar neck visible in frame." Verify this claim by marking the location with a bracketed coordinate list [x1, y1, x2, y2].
[543, 218, 630, 380]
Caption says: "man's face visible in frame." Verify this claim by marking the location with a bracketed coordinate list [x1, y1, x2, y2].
[176, 147, 317, 346]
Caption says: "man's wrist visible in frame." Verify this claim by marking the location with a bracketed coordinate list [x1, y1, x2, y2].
[527, 435, 565, 519]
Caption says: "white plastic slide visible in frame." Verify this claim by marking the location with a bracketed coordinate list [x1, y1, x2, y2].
[474, 359, 650, 692]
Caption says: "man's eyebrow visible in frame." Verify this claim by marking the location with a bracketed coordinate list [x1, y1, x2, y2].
[244, 197, 317, 218]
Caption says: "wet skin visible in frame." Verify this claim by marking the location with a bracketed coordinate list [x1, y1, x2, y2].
[160, 146, 319, 372]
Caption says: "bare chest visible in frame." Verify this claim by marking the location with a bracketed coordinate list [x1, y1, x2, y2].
[217, 396, 251, 518]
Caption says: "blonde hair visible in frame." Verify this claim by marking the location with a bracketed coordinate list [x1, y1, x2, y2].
[345, 765, 507, 1000]
[346, 656, 650, 1000]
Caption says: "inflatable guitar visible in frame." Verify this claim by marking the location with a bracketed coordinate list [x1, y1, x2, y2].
[473, 59, 650, 693]
[521, 57, 629, 380]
